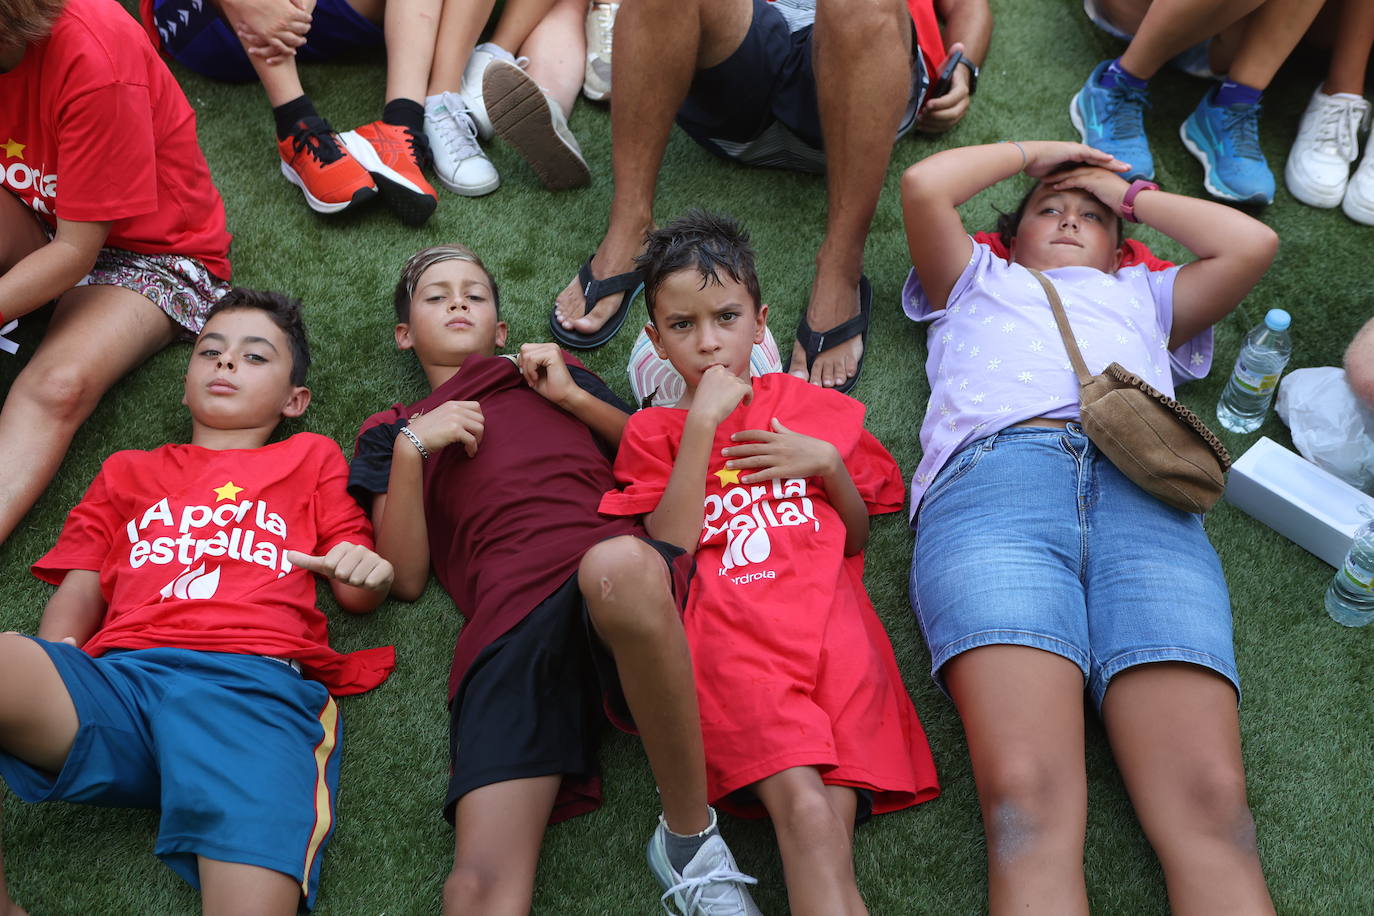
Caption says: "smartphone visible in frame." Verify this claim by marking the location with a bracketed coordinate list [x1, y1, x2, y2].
[930, 50, 966, 100]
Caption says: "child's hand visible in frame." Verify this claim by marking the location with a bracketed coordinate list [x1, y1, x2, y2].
[287, 543, 395, 592]
[1020, 141, 1129, 179]
[517, 343, 578, 408]
[1048, 165, 1132, 216]
[722, 418, 841, 483]
[689, 366, 753, 427]
[404, 401, 485, 458]
[222, 0, 311, 64]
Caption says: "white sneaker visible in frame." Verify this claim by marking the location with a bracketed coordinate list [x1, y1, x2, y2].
[646, 813, 762, 916]
[484, 59, 592, 190]
[583, 1, 618, 101]
[459, 42, 520, 140]
[1343, 142, 1374, 224]
[1285, 87, 1370, 208]
[424, 93, 500, 197]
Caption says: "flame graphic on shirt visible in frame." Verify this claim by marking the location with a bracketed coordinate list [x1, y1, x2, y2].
[159, 563, 222, 601]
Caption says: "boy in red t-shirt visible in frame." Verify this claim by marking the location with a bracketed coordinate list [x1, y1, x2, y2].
[0, 289, 396, 915]
[348, 244, 760, 915]
[598, 211, 939, 915]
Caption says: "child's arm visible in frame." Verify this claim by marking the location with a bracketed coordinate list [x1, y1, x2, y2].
[518, 343, 629, 448]
[35, 570, 106, 647]
[1044, 167, 1279, 347]
[646, 367, 752, 553]
[0, 219, 108, 321]
[722, 419, 870, 556]
[901, 141, 1125, 311]
[369, 401, 485, 600]
[286, 543, 393, 614]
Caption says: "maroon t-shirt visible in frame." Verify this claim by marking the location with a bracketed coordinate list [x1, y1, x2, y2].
[350, 354, 639, 698]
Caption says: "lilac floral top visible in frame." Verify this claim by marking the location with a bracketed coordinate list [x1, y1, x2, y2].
[902, 240, 1214, 519]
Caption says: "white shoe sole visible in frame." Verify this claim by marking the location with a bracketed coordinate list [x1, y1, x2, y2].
[278, 159, 374, 214]
[1284, 158, 1345, 208]
[435, 168, 500, 198]
[484, 62, 591, 191]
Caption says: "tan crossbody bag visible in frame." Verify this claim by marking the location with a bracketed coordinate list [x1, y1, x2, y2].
[1027, 269, 1231, 514]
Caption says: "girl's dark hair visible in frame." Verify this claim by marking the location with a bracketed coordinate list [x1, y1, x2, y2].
[204, 288, 311, 387]
[635, 210, 762, 321]
[995, 163, 1125, 249]
[393, 244, 500, 324]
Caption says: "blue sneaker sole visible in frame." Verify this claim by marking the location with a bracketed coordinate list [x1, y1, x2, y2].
[1179, 120, 1274, 205]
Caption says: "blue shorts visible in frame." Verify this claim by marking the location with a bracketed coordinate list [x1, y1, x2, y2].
[0, 642, 342, 910]
[676, 0, 927, 173]
[149, 0, 384, 83]
[910, 425, 1240, 711]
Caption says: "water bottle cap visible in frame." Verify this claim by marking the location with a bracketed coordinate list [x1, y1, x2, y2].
[1264, 309, 1291, 331]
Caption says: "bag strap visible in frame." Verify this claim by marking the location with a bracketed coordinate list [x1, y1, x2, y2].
[1027, 268, 1092, 385]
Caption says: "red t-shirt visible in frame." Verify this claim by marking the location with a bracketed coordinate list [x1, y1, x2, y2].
[350, 354, 639, 699]
[32, 433, 393, 695]
[600, 373, 940, 816]
[0, 0, 232, 278]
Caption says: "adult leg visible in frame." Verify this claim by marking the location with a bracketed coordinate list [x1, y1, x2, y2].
[552, 0, 752, 336]
[443, 776, 561, 915]
[578, 537, 709, 834]
[0, 287, 177, 548]
[1324, 0, 1374, 94]
[944, 646, 1091, 916]
[788, 0, 909, 390]
[520, 0, 587, 117]
[754, 768, 866, 916]
[1102, 664, 1274, 915]
[199, 859, 300, 916]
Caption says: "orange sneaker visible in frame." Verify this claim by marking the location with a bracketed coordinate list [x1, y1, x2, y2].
[339, 120, 439, 226]
[277, 116, 378, 214]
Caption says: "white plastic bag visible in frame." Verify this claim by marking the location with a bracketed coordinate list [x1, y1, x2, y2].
[1276, 367, 1374, 492]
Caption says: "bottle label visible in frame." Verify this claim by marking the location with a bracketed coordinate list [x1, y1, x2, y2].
[1231, 358, 1280, 394]
[1342, 557, 1374, 592]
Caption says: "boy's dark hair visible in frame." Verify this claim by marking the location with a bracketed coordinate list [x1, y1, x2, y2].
[995, 162, 1125, 249]
[393, 244, 501, 324]
[0, 0, 65, 44]
[635, 210, 761, 321]
[204, 288, 311, 387]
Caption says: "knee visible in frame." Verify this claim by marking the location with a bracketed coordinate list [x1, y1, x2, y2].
[816, 0, 906, 38]
[443, 859, 515, 914]
[578, 537, 675, 634]
[976, 759, 1084, 863]
[1173, 763, 1259, 852]
[11, 359, 102, 426]
[769, 784, 847, 841]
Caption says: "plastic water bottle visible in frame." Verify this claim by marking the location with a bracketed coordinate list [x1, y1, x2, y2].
[1216, 309, 1293, 434]
[1326, 518, 1374, 626]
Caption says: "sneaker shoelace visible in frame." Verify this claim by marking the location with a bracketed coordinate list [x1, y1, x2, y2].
[591, 2, 616, 57]
[1104, 83, 1150, 142]
[1220, 102, 1264, 160]
[659, 865, 759, 915]
[290, 118, 345, 166]
[433, 94, 483, 162]
[1310, 97, 1364, 160]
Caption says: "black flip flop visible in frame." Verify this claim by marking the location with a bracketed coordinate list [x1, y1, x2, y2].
[549, 258, 645, 349]
[789, 275, 872, 395]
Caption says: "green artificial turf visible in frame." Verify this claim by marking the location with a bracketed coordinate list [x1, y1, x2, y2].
[3, 0, 1373, 912]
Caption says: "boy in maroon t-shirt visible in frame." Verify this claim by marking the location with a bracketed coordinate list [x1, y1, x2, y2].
[348, 244, 760, 915]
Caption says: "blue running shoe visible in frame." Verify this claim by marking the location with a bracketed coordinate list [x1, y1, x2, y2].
[1180, 90, 1275, 204]
[1070, 60, 1154, 181]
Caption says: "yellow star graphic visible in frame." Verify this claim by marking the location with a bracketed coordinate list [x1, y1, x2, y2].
[213, 480, 244, 502]
[714, 467, 741, 486]
[1, 138, 23, 160]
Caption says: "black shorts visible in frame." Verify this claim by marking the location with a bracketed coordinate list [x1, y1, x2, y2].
[675, 0, 927, 173]
[443, 537, 692, 823]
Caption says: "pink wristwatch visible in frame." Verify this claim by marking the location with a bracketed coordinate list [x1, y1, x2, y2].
[1120, 179, 1159, 223]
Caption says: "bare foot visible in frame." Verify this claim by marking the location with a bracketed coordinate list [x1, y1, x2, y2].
[788, 268, 864, 389]
[552, 222, 652, 337]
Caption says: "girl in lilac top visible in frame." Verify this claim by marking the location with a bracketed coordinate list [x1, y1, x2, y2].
[901, 140, 1278, 914]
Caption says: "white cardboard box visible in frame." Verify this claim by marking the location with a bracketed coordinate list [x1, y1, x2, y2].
[1224, 436, 1374, 568]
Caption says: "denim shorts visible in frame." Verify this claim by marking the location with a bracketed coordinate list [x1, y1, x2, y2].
[910, 425, 1240, 710]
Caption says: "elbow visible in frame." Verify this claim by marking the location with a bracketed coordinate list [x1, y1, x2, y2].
[1251, 223, 1279, 270]
[390, 573, 427, 603]
[900, 165, 931, 205]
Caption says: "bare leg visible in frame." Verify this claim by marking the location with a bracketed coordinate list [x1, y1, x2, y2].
[247, 52, 307, 108]
[1324, 0, 1374, 95]
[384, 0, 442, 103]
[0, 634, 83, 916]
[443, 776, 561, 915]
[578, 537, 709, 834]
[787, 0, 909, 389]
[1119, 0, 1266, 79]
[552, 0, 752, 336]
[944, 646, 1090, 916]
[754, 768, 866, 916]
[1102, 664, 1274, 916]
[490, 0, 559, 57]
[1226, 0, 1326, 89]
[520, 0, 587, 117]
[199, 859, 300, 916]
[428, 0, 498, 95]
[0, 286, 177, 548]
